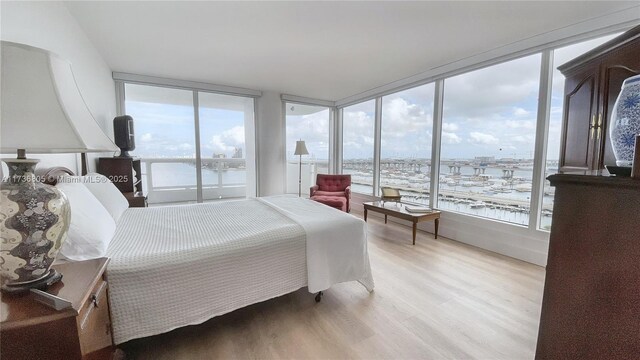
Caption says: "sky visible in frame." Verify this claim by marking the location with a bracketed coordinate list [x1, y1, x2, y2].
[285, 105, 331, 160]
[341, 55, 543, 161]
[126, 84, 250, 159]
[124, 34, 617, 164]
[339, 33, 618, 161]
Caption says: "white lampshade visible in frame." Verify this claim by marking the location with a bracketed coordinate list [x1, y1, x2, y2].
[294, 140, 309, 156]
[1, 41, 118, 155]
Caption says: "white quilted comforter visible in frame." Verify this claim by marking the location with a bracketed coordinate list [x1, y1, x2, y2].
[106, 196, 373, 344]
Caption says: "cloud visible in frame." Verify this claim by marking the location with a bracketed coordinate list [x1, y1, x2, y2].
[381, 97, 431, 138]
[340, 92, 436, 159]
[505, 120, 535, 130]
[286, 108, 331, 159]
[442, 122, 459, 132]
[511, 134, 535, 143]
[140, 133, 153, 142]
[469, 132, 499, 145]
[443, 54, 541, 118]
[441, 131, 462, 144]
[206, 125, 245, 156]
[513, 107, 530, 116]
[342, 107, 375, 159]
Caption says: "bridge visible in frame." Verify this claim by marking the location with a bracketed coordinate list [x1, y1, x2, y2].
[342, 158, 550, 179]
[356, 182, 553, 212]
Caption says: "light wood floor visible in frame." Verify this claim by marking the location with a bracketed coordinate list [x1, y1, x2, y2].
[121, 212, 545, 359]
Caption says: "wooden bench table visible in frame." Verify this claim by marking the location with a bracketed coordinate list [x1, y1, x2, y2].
[363, 201, 441, 245]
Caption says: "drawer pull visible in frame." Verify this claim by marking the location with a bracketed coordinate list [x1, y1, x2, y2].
[80, 281, 107, 330]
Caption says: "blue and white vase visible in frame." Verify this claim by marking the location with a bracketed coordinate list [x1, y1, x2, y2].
[610, 74, 640, 167]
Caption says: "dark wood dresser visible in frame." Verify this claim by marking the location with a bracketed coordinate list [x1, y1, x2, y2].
[558, 25, 640, 172]
[1, 258, 114, 360]
[535, 175, 640, 359]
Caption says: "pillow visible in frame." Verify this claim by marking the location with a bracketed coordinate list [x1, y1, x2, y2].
[56, 180, 116, 261]
[81, 173, 129, 223]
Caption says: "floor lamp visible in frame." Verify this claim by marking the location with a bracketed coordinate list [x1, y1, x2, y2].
[294, 140, 309, 197]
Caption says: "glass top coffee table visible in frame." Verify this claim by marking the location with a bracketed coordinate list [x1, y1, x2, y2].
[363, 201, 441, 245]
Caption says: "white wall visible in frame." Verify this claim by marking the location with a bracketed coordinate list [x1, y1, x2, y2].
[0, 1, 116, 173]
[256, 91, 286, 196]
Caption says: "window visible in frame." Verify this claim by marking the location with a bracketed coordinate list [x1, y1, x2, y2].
[198, 92, 255, 200]
[123, 82, 255, 204]
[285, 103, 330, 195]
[342, 100, 376, 195]
[125, 84, 197, 202]
[539, 34, 619, 230]
[380, 83, 435, 205]
[438, 54, 542, 225]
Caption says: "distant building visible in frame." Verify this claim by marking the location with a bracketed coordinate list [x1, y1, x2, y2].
[213, 153, 226, 159]
[474, 156, 495, 162]
[473, 156, 496, 162]
[232, 147, 243, 159]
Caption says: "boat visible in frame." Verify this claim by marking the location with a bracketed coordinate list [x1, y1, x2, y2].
[470, 201, 486, 209]
[515, 183, 532, 192]
[462, 181, 480, 187]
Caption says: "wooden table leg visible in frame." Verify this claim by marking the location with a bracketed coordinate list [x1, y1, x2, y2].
[385, 214, 387, 224]
[412, 221, 417, 245]
[364, 208, 368, 222]
[435, 218, 439, 239]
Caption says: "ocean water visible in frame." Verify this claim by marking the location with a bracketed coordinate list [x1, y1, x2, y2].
[140, 162, 246, 189]
[142, 162, 553, 230]
[344, 166, 555, 229]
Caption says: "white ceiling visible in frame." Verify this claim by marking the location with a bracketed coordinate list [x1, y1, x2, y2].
[65, 1, 639, 102]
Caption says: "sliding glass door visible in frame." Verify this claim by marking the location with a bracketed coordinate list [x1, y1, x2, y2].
[124, 84, 198, 203]
[380, 83, 435, 205]
[198, 92, 255, 201]
[342, 100, 376, 195]
[124, 83, 255, 204]
[285, 103, 330, 195]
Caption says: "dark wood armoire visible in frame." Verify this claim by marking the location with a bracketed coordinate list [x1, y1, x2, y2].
[558, 26, 640, 172]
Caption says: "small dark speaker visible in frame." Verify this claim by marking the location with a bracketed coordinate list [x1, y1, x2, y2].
[113, 115, 135, 157]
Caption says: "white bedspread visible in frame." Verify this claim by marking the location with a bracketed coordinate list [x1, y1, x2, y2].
[106, 196, 373, 344]
[260, 196, 374, 293]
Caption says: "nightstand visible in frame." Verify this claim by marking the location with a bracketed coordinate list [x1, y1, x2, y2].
[98, 157, 147, 207]
[1, 258, 114, 360]
[124, 191, 148, 208]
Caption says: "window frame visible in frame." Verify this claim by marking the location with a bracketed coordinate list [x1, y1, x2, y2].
[335, 28, 629, 235]
[283, 100, 334, 195]
[114, 75, 260, 201]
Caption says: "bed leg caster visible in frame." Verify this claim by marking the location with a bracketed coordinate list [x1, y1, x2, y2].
[315, 291, 323, 303]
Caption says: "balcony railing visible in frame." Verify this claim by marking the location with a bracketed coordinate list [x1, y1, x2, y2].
[286, 159, 329, 195]
[140, 157, 247, 204]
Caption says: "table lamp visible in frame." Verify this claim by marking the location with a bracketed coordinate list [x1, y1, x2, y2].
[0, 41, 118, 293]
[294, 140, 309, 197]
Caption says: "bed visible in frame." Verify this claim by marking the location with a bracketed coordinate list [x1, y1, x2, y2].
[48, 169, 374, 345]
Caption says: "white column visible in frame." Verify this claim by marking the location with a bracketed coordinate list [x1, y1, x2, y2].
[430, 79, 445, 209]
[529, 50, 554, 230]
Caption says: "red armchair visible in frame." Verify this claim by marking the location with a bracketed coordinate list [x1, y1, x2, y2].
[310, 174, 351, 212]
